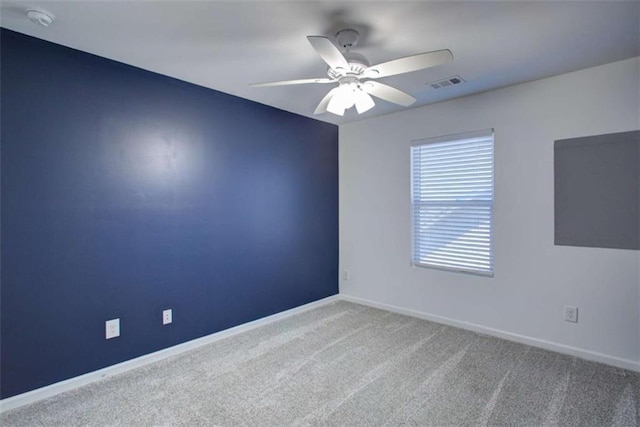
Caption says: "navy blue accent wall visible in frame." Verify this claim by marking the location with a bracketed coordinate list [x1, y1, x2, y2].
[0, 29, 338, 399]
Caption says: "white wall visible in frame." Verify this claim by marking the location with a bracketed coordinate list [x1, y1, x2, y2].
[339, 57, 640, 367]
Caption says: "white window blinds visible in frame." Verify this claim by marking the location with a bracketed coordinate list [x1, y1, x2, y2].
[411, 130, 494, 276]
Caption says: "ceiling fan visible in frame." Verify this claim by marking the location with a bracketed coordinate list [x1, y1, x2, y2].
[251, 29, 453, 116]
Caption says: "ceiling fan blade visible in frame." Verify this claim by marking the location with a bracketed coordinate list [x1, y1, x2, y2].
[362, 81, 416, 106]
[354, 90, 375, 114]
[307, 36, 349, 71]
[314, 87, 340, 114]
[251, 78, 333, 87]
[363, 49, 453, 79]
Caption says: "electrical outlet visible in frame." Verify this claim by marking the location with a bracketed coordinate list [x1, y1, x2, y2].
[105, 318, 120, 339]
[564, 306, 578, 323]
[342, 269, 350, 281]
[163, 309, 172, 325]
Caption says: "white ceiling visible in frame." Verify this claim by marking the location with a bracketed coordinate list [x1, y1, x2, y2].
[2, 1, 639, 125]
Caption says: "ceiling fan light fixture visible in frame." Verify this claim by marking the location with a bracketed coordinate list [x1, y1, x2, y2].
[340, 82, 358, 108]
[326, 101, 345, 116]
[354, 89, 375, 114]
[324, 82, 359, 116]
[326, 91, 347, 116]
[322, 80, 377, 116]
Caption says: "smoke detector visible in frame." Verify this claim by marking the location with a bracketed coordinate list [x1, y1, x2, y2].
[26, 8, 55, 27]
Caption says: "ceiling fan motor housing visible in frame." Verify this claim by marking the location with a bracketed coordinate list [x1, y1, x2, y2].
[327, 51, 370, 79]
[335, 29, 360, 49]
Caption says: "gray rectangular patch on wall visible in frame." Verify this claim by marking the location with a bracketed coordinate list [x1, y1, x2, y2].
[554, 130, 640, 250]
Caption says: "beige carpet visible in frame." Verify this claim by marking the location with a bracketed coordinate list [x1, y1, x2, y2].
[2, 301, 639, 426]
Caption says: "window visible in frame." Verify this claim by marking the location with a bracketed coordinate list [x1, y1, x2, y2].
[411, 129, 494, 276]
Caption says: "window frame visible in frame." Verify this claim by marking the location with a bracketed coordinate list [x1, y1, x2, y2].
[410, 129, 495, 277]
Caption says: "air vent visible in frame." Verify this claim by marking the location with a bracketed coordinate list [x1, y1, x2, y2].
[428, 75, 465, 89]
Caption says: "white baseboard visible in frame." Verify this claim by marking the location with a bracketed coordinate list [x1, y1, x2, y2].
[4, 292, 637, 413]
[339, 294, 640, 373]
[0, 295, 339, 413]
